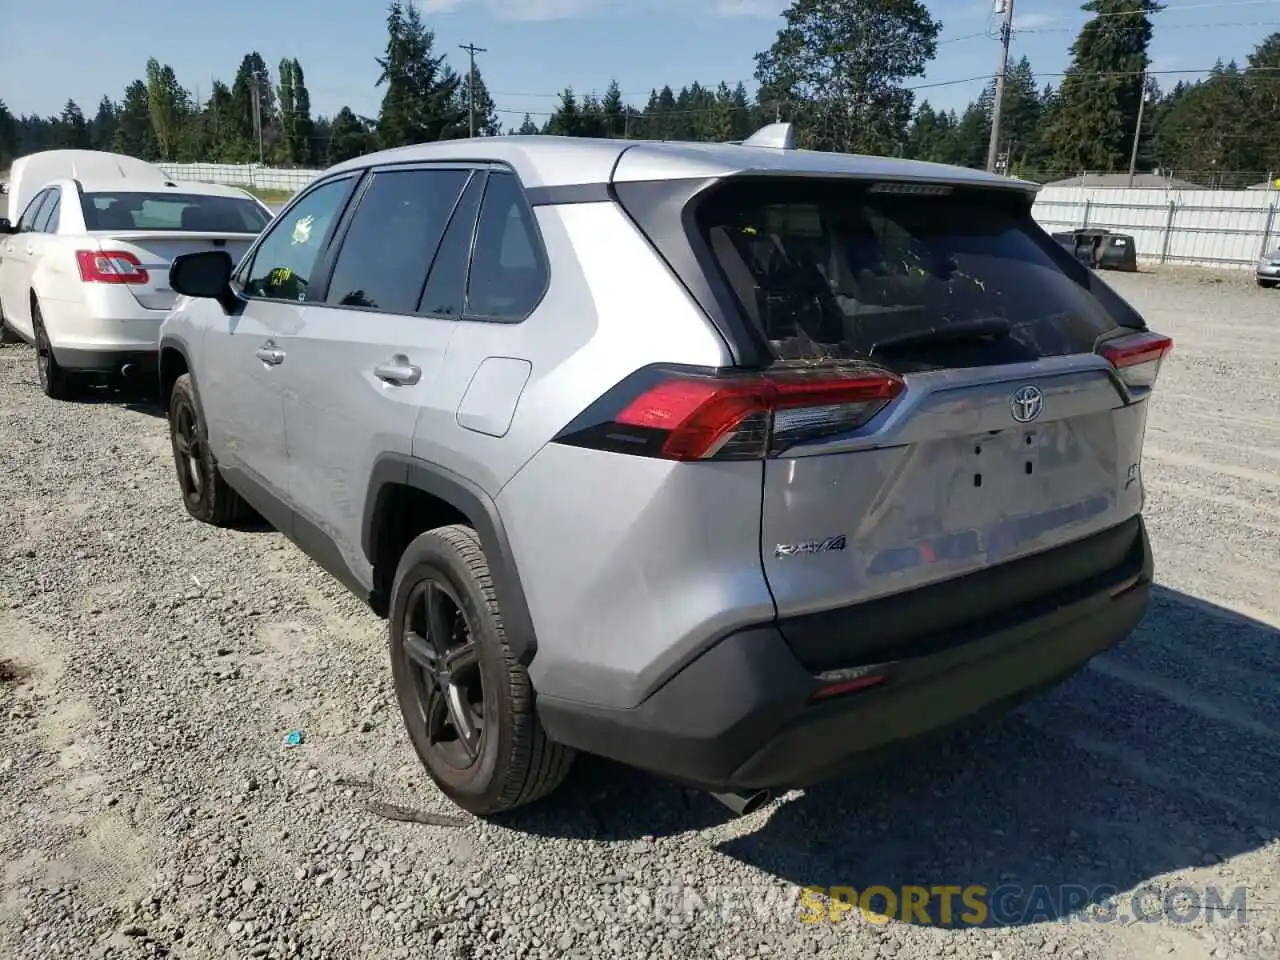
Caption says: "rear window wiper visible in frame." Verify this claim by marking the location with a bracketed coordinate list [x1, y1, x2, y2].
[868, 316, 1012, 355]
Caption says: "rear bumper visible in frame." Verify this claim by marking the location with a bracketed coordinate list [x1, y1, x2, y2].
[537, 517, 1153, 792]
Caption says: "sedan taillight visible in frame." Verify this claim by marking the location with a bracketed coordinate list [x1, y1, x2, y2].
[76, 250, 149, 284]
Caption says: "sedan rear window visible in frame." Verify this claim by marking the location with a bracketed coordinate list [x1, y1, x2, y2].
[695, 178, 1129, 368]
[81, 192, 270, 234]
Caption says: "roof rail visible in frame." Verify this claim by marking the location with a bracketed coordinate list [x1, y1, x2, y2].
[742, 122, 796, 150]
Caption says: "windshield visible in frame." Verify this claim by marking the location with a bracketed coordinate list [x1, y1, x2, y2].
[695, 179, 1128, 369]
[81, 192, 270, 234]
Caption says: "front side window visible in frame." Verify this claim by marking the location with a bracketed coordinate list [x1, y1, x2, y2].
[325, 167, 470, 314]
[241, 177, 354, 302]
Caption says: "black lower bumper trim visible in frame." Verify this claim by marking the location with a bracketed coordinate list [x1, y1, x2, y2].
[537, 518, 1153, 792]
[53, 346, 158, 374]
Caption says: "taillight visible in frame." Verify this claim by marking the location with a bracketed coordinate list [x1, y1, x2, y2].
[1100, 330, 1172, 390]
[555, 364, 905, 461]
[76, 250, 148, 284]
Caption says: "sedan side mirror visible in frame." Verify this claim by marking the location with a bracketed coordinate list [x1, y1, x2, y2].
[0, 218, 14, 235]
[170, 250, 237, 312]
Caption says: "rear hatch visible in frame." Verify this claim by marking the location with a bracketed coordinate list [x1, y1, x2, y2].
[78, 188, 268, 310]
[616, 173, 1170, 669]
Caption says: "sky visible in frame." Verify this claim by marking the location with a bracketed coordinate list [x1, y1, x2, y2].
[2, 0, 1278, 130]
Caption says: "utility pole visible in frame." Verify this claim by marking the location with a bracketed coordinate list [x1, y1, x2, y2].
[251, 76, 263, 164]
[1128, 72, 1149, 188]
[459, 42, 487, 138]
[986, 0, 1015, 173]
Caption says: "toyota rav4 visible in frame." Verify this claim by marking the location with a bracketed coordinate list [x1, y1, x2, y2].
[159, 124, 1169, 817]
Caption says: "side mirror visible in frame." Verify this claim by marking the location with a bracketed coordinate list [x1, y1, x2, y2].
[0, 218, 14, 235]
[170, 250, 236, 312]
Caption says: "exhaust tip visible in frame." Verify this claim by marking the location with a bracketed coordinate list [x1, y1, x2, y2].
[119, 363, 135, 378]
[709, 789, 772, 817]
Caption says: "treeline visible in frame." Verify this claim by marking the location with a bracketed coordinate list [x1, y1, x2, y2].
[2, 0, 1279, 189]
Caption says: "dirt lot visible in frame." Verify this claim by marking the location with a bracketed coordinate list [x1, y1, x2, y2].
[1, 267, 1277, 960]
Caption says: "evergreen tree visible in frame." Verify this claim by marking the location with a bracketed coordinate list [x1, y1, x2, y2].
[203, 81, 237, 161]
[601, 80, 626, 138]
[113, 80, 156, 159]
[1042, 0, 1164, 174]
[754, 0, 940, 155]
[278, 58, 297, 162]
[0, 100, 17, 167]
[90, 97, 118, 151]
[515, 114, 540, 135]
[277, 58, 315, 164]
[145, 59, 189, 161]
[54, 100, 92, 150]
[231, 53, 276, 162]
[1244, 33, 1280, 173]
[328, 106, 372, 163]
[545, 88, 583, 136]
[1150, 62, 1252, 184]
[376, 1, 465, 147]
[460, 66, 501, 137]
[906, 101, 955, 163]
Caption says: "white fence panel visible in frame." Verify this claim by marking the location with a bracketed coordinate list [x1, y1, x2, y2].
[158, 163, 321, 193]
[1031, 185, 1279, 270]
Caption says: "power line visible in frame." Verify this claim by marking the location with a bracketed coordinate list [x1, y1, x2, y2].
[1017, 18, 1280, 34]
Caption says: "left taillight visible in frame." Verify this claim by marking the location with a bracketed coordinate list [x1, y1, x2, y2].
[1099, 330, 1173, 390]
[76, 250, 148, 284]
[554, 364, 905, 461]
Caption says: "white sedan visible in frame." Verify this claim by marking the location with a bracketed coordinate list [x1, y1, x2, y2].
[0, 177, 271, 399]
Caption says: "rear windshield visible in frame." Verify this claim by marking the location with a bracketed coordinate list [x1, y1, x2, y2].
[81, 192, 270, 234]
[695, 179, 1129, 369]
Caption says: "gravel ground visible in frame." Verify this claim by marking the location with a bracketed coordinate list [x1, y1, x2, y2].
[0, 266, 1277, 960]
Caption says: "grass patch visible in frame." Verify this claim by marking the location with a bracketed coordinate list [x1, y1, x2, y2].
[239, 186, 298, 203]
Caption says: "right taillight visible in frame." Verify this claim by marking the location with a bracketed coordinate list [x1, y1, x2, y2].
[76, 250, 148, 284]
[555, 364, 905, 461]
[1100, 330, 1173, 390]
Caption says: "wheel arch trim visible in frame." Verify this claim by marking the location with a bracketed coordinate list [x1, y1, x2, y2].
[363, 453, 538, 665]
[158, 335, 204, 419]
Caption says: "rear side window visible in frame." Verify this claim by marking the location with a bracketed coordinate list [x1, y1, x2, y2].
[465, 171, 547, 320]
[81, 192, 270, 233]
[325, 167, 470, 314]
[34, 191, 61, 233]
[695, 179, 1124, 368]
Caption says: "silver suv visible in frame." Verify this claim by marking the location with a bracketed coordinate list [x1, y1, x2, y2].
[159, 124, 1170, 817]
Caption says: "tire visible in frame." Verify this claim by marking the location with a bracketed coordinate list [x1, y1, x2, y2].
[389, 525, 574, 816]
[167, 373, 250, 526]
[1258, 278, 1278, 289]
[0, 303, 20, 344]
[32, 303, 77, 400]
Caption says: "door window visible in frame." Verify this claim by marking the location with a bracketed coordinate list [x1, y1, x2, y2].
[324, 167, 471, 314]
[34, 190, 61, 233]
[17, 190, 51, 233]
[465, 171, 548, 320]
[417, 172, 485, 318]
[240, 176, 354, 302]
